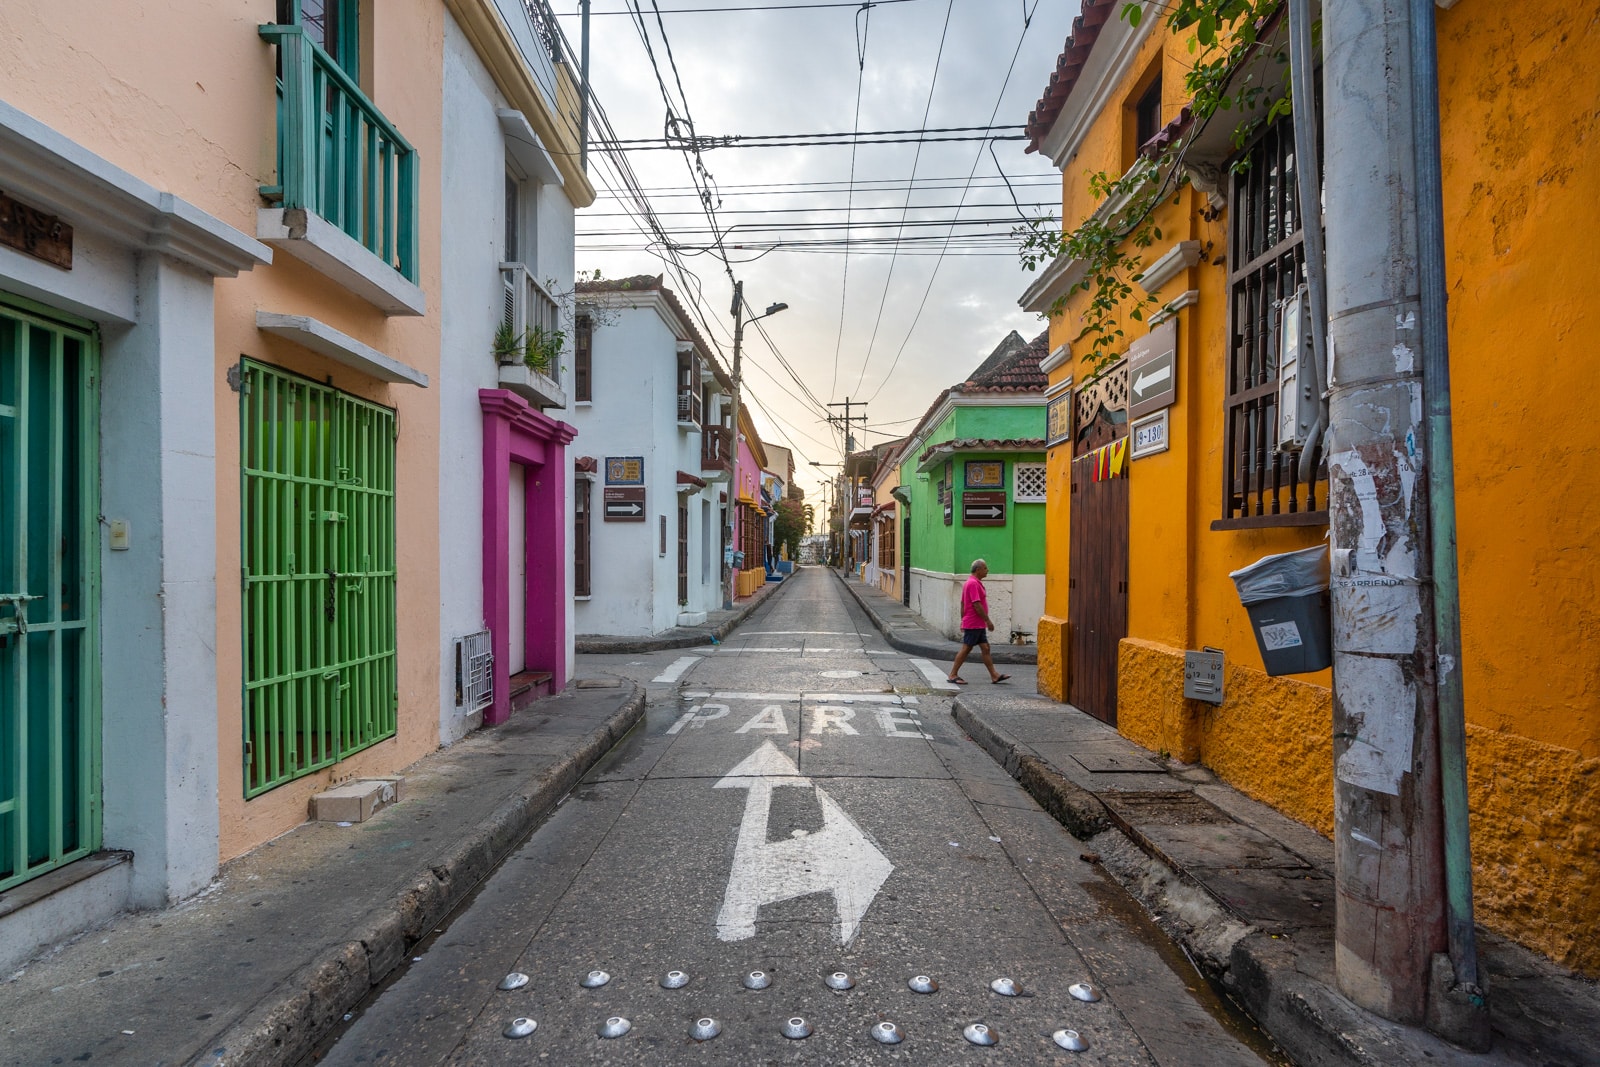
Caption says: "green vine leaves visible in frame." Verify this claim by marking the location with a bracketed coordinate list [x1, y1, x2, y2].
[1019, 0, 1293, 379]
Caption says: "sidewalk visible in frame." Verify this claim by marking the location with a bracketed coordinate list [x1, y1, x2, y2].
[831, 566, 1039, 665]
[575, 573, 788, 653]
[0, 680, 645, 1067]
[948, 691, 1599, 1067]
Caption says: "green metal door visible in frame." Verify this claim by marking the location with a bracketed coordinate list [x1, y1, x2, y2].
[0, 297, 101, 893]
[240, 361, 396, 798]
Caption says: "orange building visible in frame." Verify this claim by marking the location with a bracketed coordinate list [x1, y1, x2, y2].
[1022, 0, 1599, 973]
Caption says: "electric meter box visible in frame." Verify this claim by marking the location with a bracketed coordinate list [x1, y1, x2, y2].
[1276, 288, 1319, 453]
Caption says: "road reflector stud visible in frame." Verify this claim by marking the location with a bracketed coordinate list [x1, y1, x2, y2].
[502, 1018, 537, 1039]
[826, 971, 855, 990]
[990, 977, 1021, 996]
[497, 972, 529, 991]
[872, 1021, 904, 1044]
[598, 1016, 632, 1039]
[744, 969, 771, 989]
[661, 970, 689, 989]
[781, 1016, 812, 1039]
[908, 974, 939, 993]
[964, 1022, 999, 1046]
[690, 1017, 721, 1041]
[581, 969, 611, 988]
[1054, 1028, 1090, 1051]
[1068, 981, 1103, 1003]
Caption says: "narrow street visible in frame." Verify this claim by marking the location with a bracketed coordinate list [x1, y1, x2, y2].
[311, 569, 1283, 1065]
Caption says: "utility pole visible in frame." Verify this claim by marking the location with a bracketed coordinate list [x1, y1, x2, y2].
[826, 399, 867, 570]
[578, 0, 590, 170]
[1322, 0, 1486, 1045]
[723, 280, 745, 611]
[720, 282, 787, 610]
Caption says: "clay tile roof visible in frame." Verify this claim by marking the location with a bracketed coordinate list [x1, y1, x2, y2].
[916, 437, 1048, 466]
[1023, 0, 1116, 154]
[961, 328, 1049, 393]
[573, 273, 731, 390]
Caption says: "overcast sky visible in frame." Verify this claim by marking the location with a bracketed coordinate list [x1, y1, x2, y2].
[555, 0, 1076, 502]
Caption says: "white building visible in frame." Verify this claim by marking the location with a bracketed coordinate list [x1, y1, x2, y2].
[437, 0, 593, 739]
[568, 276, 733, 636]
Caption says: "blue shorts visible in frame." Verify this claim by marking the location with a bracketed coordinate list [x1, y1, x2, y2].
[961, 628, 989, 647]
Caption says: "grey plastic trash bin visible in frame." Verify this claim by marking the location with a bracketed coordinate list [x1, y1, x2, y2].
[1230, 545, 1332, 676]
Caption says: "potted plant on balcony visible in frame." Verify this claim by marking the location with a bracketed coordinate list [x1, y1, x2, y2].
[524, 324, 564, 376]
[492, 320, 522, 366]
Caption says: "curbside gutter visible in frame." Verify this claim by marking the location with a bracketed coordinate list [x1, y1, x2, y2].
[950, 695, 1591, 1067]
[832, 569, 1038, 665]
[190, 687, 647, 1067]
[575, 574, 797, 653]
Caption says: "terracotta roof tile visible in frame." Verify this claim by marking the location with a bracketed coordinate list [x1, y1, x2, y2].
[1024, 0, 1116, 154]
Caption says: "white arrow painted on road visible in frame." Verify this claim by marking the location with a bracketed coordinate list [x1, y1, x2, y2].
[1133, 362, 1172, 396]
[714, 741, 892, 945]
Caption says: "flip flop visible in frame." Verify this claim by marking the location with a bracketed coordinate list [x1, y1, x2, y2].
[992, 674, 1011, 684]
[946, 676, 968, 685]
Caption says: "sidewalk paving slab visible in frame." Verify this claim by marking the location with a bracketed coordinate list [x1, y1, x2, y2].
[574, 572, 790, 653]
[830, 566, 1038, 665]
[0, 680, 645, 1067]
[948, 690, 1600, 1067]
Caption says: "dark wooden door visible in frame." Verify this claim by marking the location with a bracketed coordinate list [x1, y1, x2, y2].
[1067, 454, 1129, 725]
[900, 516, 911, 605]
[677, 501, 689, 604]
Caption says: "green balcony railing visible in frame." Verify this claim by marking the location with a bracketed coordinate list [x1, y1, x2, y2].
[259, 23, 419, 284]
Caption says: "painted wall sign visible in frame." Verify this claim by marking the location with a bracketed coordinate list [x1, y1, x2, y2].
[1127, 319, 1178, 420]
[1046, 391, 1074, 447]
[1130, 409, 1170, 459]
[603, 486, 646, 521]
[0, 191, 72, 269]
[714, 741, 891, 945]
[962, 491, 1007, 527]
[605, 456, 644, 485]
[964, 460, 1004, 489]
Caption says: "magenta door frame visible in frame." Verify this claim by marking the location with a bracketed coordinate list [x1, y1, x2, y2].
[479, 389, 577, 724]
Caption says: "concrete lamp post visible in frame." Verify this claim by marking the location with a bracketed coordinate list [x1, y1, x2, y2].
[723, 282, 787, 609]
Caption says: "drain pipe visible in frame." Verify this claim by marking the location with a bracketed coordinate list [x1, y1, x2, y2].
[1408, 0, 1481, 1005]
[1288, 0, 1329, 484]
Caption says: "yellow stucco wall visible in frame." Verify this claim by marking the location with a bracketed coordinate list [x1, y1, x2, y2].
[1038, 3, 1600, 973]
[0, 1, 445, 862]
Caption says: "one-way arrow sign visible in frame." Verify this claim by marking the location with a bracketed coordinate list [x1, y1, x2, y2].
[603, 486, 646, 522]
[962, 491, 1006, 527]
[1128, 320, 1178, 419]
[714, 742, 892, 945]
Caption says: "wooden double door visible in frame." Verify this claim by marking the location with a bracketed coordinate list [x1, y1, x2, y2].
[1067, 452, 1128, 725]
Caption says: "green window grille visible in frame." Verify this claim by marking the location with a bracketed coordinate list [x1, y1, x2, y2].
[0, 297, 101, 893]
[240, 361, 397, 798]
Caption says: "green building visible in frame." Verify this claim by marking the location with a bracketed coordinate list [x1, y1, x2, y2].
[893, 330, 1048, 640]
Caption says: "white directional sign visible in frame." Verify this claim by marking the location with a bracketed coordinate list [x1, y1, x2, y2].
[714, 741, 892, 945]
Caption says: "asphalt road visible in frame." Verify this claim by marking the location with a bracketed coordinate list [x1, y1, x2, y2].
[310, 568, 1284, 1065]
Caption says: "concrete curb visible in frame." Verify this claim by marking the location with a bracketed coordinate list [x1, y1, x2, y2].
[575, 575, 796, 653]
[190, 686, 647, 1067]
[947, 697, 1553, 1067]
[951, 699, 1108, 839]
[832, 569, 1038, 665]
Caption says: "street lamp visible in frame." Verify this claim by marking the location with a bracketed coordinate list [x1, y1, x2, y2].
[810, 460, 843, 568]
[723, 281, 787, 608]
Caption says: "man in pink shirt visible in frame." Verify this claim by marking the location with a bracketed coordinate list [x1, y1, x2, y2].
[947, 559, 1009, 685]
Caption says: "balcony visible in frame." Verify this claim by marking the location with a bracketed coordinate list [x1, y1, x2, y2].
[702, 424, 732, 475]
[257, 23, 424, 315]
[497, 265, 567, 409]
[677, 389, 702, 430]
